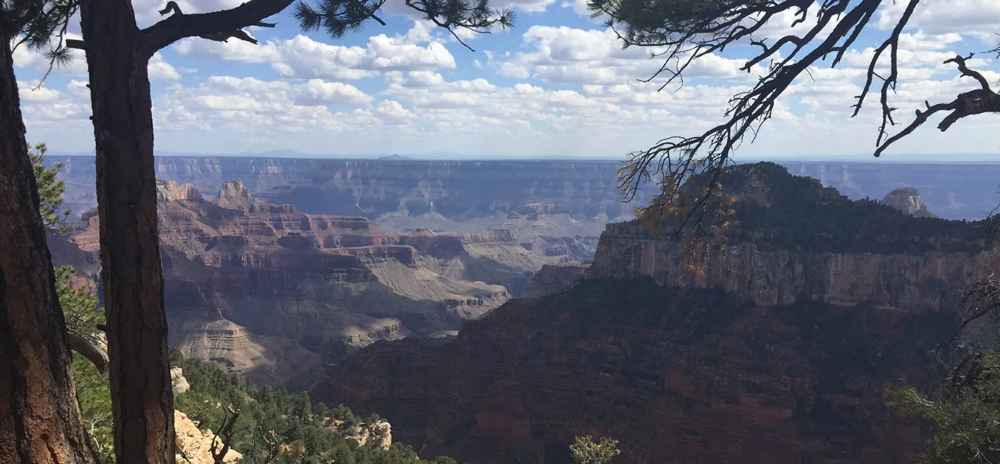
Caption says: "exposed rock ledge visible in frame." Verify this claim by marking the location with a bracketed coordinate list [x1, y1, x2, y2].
[590, 235, 998, 311]
[175, 410, 242, 464]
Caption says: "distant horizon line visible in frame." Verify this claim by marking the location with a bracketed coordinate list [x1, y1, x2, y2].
[46, 152, 1000, 164]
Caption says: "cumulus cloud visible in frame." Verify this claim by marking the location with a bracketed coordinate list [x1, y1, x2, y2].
[878, 0, 1000, 43]
[176, 24, 457, 80]
[149, 53, 183, 80]
[13, 40, 181, 81]
[500, 26, 751, 85]
[13, 3, 1000, 157]
[150, 75, 375, 146]
[18, 82, 62, 103]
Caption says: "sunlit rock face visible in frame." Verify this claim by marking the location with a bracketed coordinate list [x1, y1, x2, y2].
[314, 164, 996, 464]
[52, 157, 657, 264]
[589, 165, 993, 312]
[882, 187, 935, 218]
[62, 181, 539, 384]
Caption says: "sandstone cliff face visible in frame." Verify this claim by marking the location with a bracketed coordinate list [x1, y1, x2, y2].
[52, 157, 644, 267]
[882, 187, 935, 218]
[313, 164, 996, 463]
[590, 223, 997, 311]
[589, 165, 995, 312]
[62, 180, 531, 384]
[175, 410, 242, 464]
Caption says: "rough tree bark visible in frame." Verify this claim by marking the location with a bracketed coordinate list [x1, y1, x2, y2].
[0, 29, 98, 464]
[78, 1, 175, 463]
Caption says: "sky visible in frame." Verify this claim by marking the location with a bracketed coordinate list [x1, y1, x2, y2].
[11, 0, 1000, 159]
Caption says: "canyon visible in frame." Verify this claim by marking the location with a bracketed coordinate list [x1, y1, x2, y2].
[312, 163, 998, 463]
[55, 179, 588, 384]
[51, 157, 658, 244]
[45, 157, 1000, 462]
[50, 157, 1000, 223]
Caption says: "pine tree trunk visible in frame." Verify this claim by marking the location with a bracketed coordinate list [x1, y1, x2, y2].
[78, 1, 175, 463]
[0, 30, 98, 464]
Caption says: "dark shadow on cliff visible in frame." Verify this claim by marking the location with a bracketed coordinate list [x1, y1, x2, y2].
[314, 277, 958, 463]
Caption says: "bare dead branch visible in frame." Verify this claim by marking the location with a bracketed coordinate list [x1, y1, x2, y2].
[876, 56, 1000, 156]
[947, 53, 992, 91]
[141, 0, 293, 56]
[616, 0, 888, 220]
[210, 406, 240, 464]
[66, 331, 108, 373]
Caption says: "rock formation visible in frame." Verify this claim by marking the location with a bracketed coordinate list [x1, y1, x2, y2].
[313, 163, 997, 463]
[882, 187, 935, 218]
[329, 418, 393, 450]
[61, 180, 558, 383]
[51, 157, 652, 267]
[170, 367, 190, 395]
[589, 165, 990, 311]
[174, 410, 242, 464]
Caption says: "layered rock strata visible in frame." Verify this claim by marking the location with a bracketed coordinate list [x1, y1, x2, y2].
[313, 163, 998, 463]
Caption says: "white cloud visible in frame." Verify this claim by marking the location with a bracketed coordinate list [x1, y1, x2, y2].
[878, 0, 1000, 43]
[302, 79, 373, 105]
[13, 39, 182, 82]
[18, 82, 62, 102]
[375, 100, 414, 122]
[176, 23, 457, 80]
[501, 26, 751, 85]
[151, 75, 376, 146]
[149, 53, 182, 80]
[13, 2, 1000, 158]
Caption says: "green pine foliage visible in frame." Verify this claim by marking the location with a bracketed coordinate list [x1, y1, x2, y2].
[569, 435, 620, 464]
[890, 353, 1000, 464]
[174, 356, 458, 463]
[56, 266, 114, 463]
[72, 354, 115, 463]
[29, 143, 70, 231]
[56, 266, 102, 342]
[30, 139, 456, 463]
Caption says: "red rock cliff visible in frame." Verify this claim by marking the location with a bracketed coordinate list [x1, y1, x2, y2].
[312, 163, 994, 463]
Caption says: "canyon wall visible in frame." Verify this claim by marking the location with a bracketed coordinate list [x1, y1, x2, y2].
[51, 157, 1000, 225]
[59, 180, 580, 384]
[313, 163, 998, 463]
[590, 224, 996, 311]
[52, 157, 655, 239]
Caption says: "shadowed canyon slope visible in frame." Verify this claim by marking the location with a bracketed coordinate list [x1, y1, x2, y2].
[58, 180, 582, 384]
[313, 163, 999, 463]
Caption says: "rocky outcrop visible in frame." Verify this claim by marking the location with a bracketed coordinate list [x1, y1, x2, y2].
[313, 164, 996, 463]
[174, 410, 242, 464]
[882, 187, 935, 218]
[590, 226, 995, 311]
[52, 157, 649, 265]
[170, 367, 190, 395]
[158, 181, 203, 202]
[329, 419, 393, 450]
[216, 180, 256, 211]
[589, 165, 994, 312]
[60, 181, 526, 384]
